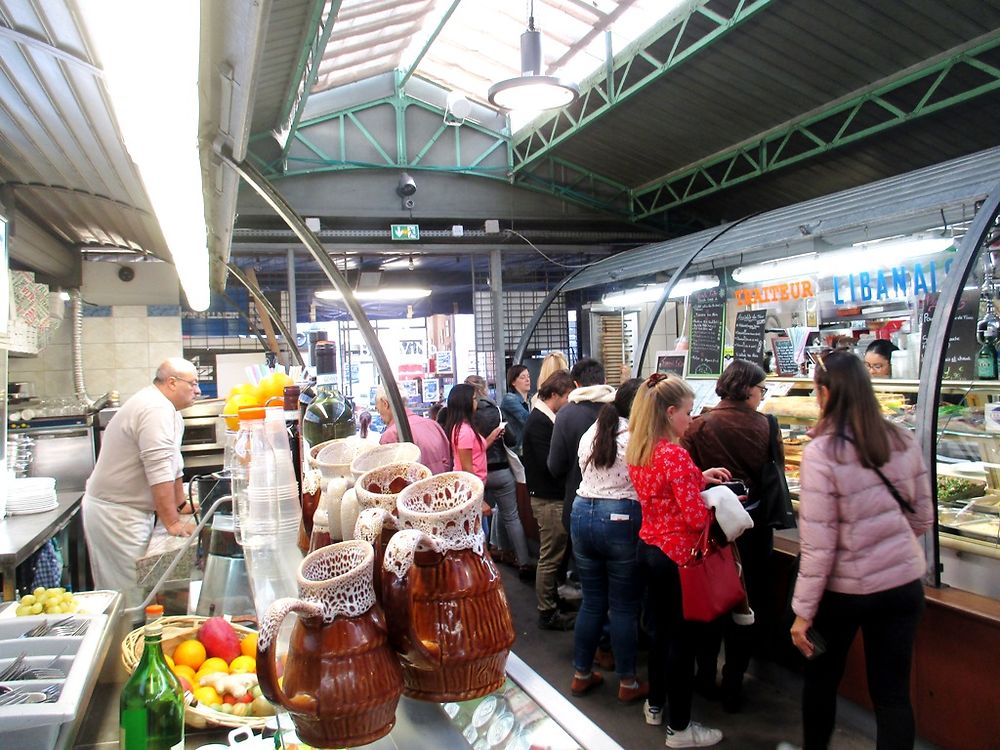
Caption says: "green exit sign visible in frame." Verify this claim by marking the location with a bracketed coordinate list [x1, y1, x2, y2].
[391, 224, 420, 241]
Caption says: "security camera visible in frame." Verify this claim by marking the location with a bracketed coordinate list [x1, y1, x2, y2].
[397, 172, 417, 197]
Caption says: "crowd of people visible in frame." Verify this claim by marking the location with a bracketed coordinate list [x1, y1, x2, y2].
[89, 349, 932, 749]
[435, 350, 931, 750]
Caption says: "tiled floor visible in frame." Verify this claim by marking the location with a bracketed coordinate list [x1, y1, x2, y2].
[496, 563, 943, 750]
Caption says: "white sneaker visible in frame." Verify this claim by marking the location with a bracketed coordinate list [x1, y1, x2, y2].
[776, 743, 801, 750]
[664, 721, 723, 748]
[643, 699, 663, 726]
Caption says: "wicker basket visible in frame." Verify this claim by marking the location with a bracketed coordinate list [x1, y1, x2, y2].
[121, 615, 267, 730]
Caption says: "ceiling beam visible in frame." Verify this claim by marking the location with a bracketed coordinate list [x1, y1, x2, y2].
[630, 33, 1000, 220]
[398, 0, 463, 88]
[512, 0, 774, 173]
[273, 0, 343, 162]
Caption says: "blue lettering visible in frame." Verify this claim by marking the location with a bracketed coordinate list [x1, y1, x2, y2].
[892, 267, 908, 296]
[929, 261, 937, 293]
[859, 271, 872, 301]
[944, 258, 953, 276]
[833, 277, 845, 305]
[849, 274, 856, 303]
[876, 270, 889, 300]
[913, 263, 928, 296]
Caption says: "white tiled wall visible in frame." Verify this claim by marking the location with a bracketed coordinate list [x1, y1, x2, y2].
[9, 305, 183, 402]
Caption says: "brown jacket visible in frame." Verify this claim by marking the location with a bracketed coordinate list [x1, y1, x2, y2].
[681, 399, 777, 489]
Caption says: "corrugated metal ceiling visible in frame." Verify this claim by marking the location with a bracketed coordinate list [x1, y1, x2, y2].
[0, 0, 167, 260]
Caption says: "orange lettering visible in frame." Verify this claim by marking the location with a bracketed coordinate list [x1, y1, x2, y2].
[802, 280, 814, 298]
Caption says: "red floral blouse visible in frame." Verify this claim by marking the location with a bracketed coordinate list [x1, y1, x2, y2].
[628, 439, 710, 565]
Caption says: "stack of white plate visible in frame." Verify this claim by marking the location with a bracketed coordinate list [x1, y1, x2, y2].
[6, 477, 58, 515]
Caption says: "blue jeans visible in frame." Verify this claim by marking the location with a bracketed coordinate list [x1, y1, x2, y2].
[570, 496, 642, 679]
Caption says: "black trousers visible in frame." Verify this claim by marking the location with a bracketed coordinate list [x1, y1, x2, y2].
[696, 523, 773, 688]
[639, 541, 700, 730]
[802, 578, 925, 750]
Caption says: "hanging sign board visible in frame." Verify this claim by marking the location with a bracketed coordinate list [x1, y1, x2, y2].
[732, 309, 769, 366]
[391, 224, 420, 240]
[687, 288, 726, 376]
[772, 336, 799, 376]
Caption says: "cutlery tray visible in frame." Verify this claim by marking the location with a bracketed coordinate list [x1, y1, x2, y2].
[0, 614, 108, 749]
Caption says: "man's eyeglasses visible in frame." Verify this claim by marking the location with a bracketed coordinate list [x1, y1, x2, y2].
[172, 376, 200, 388]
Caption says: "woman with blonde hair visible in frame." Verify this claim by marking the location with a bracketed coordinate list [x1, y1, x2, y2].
[532, 351, 569, 408]
[626, 373, 731, 748]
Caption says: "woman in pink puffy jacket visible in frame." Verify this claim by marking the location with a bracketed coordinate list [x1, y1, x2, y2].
[785, 350, 933, 750]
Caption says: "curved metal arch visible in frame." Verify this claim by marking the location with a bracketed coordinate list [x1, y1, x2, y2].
[915, 182, 1000, 588]
[631, 214, 760, 375]
[512, 266, 588, 365]
[217, 148, 413, 443]
[226, 263, 306, 369]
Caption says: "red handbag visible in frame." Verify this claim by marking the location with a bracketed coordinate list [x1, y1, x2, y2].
[677, 524, 746, 622]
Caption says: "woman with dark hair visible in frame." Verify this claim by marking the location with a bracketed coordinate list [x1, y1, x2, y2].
[569, 378, 648, 704]
[501, 364, 532, 451]
[864, 339, 899, 378]
[626, 374, 731, 748]
[442, 384, 501, 481]
[780, 351, 933, 750]
[681, 358, 775, 711]
[465, 375, 533, 576]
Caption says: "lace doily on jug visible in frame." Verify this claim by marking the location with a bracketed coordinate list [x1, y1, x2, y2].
[356, 462, 432, 513]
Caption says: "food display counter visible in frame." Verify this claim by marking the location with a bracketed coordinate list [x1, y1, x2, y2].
[70, 630, 623, 750]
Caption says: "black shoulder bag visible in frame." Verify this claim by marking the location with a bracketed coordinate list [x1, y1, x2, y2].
[751, 414, 796, 529]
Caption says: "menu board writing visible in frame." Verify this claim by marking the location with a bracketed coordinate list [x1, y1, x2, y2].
[920, 289, 980, 380]
[772, 336, 798, 375]
[687, 288, 727, 376]
[733, 309, 768, 365]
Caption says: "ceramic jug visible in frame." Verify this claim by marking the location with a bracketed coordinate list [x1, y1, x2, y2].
[382, 472, 515, 702]
[257, 540, 403, 748]
[351, 462, 432, 598]
[350, 442, 422, 481]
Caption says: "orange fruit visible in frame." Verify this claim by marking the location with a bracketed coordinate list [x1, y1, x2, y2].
[172, 664, 197, 684]
[197, 657, 230, 677]
[240, 632, 258, 658]
[172, 639, 206, 671]
[229, 655, 256, 674]
[164, 653, 175, 669]
[194, 685, 222, 706]
[229, 382, 256, 400]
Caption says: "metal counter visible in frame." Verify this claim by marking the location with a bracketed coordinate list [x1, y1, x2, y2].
[0, 490, 86, 601]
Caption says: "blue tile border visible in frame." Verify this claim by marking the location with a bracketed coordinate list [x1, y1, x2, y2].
[82, 305, 112, 317]
[148, 305, 181, 317]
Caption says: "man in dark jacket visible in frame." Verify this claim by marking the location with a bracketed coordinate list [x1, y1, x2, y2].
[522, 370, 576, 630]
[546, 358, 615, 530]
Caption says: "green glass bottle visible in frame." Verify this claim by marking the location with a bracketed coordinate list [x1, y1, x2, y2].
[120, 606, 184, 750]
[302, 341, 356, 448]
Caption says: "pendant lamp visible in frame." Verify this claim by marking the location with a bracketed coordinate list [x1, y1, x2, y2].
[488, 4, 579, 111]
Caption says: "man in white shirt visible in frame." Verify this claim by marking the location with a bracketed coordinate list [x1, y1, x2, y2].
[82, 358, 200, 610]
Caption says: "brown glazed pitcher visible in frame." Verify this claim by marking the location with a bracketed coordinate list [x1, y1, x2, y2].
[382, 472, 515, 702]
[353, 462, 432, 601]
[257, 540, 403, 748]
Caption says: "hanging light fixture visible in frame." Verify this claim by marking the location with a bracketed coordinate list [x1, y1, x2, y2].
[488, 2, 580, 111]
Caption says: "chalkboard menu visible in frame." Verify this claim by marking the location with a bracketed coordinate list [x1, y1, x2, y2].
[920, 289, 980, 380]
[688, 288, 727, 376]
[732, 309, 768, 366]
[656, 351, 687, 376]
[772, 336, 798, 375]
